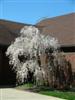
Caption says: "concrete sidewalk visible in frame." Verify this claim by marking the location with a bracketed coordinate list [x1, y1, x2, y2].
[0, 88, 65, 100]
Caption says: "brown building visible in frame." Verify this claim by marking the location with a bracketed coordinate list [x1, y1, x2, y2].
[0, 20, 25, 85]
[36, 13, 75, 73]
[0, 13, 75, 85]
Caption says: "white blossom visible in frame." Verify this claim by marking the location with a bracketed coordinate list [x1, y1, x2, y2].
[6, 26, 59, 84]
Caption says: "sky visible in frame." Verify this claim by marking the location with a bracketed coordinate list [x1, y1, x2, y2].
[0, 0, 74, 24]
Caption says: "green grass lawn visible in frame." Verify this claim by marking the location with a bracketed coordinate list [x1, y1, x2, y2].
[16, 83, 75, 100]
[16, 83, 34, 90]
[39, 90, 75, 100]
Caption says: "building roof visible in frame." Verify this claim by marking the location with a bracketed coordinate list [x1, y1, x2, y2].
[36, 13, 75, 46]
[0, 13, 75, 46]
[0, 20, 26, 45]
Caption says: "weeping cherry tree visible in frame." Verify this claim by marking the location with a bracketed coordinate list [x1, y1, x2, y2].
[6, 26, 67, 87]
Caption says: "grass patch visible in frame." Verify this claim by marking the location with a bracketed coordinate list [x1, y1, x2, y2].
[39, 90, 75, 100]
[16, 83, 34, 90]
[16, 83, 75, 100]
